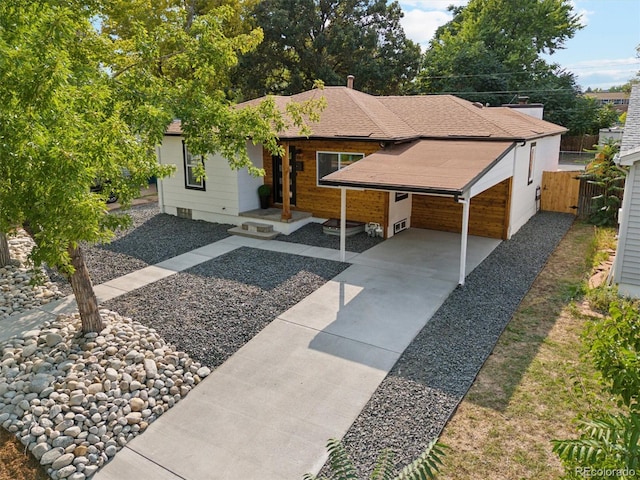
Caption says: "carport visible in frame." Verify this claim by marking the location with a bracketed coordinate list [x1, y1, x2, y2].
[319, 139, 517, 285]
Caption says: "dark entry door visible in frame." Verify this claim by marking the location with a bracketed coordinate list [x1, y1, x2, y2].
[272, 146, 297, 205]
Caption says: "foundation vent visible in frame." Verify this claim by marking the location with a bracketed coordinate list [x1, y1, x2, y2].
[177, 207, 192, 220]
[394, 219, 408, 234]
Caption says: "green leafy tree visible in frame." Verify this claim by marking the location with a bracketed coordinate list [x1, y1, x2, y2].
[231, 0, 421, 98]
[303, 438, 446, 480]
[417, 0, 583, 121]
[0, 0, 321, 332]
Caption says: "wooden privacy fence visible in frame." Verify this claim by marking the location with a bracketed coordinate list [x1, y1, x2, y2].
[541, 171, 625, 219]
[560, 134, 599, 152]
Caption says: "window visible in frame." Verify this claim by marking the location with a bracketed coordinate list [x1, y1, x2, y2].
[317, 151, 364, 184]
[527, 142, 536, 185]
[183, 142, 205, 190]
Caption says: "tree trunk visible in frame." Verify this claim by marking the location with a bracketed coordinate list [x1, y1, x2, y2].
[68, 244, 104, 333]
[0, 233, 9, 267]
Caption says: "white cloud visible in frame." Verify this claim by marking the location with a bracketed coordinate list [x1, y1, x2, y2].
[400, 9, 452, 48]
[567, 57, 640, 88]
[569, 1, 593, 26]
[400, 0, 467, 9]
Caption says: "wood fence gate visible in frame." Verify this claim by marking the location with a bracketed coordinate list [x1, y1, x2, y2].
[541, 171, 625, 220]
[541, 171, 580, 215]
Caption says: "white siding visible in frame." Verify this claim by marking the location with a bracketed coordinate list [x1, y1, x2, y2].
[237, 143, 265, 212]
[469, 147, 515, 197]
[508, 135, 560, 237]
[616, 163, 640, 296]
[157, 136, 241, 218]
[387, 193, 412, 238]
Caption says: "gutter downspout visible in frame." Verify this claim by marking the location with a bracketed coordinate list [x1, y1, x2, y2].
[340, 187, 347, 262]
[458, 196, 470, 286]
[156, 145, 165, 214]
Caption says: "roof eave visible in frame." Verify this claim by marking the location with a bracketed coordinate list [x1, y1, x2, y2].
[318, 179, 463, 197]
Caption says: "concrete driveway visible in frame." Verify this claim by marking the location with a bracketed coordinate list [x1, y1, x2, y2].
[95, 228, 501, 480]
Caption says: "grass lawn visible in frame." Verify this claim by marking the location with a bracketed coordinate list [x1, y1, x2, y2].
[437, 223, 616, 479]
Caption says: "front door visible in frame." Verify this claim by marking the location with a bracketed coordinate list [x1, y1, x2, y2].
[272, 146, 297, 205]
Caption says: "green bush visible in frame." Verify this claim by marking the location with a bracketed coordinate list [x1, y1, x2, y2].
[553, 299, 640, 477]
[304, 438, 446, 480]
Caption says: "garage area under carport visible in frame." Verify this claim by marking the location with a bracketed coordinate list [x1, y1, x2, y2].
[319, 138, 518, 285]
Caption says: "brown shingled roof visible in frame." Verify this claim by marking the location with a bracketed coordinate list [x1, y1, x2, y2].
[168, 87, 566, 141]
[320, 139, 515, 195]
[238, 87, 418, 140]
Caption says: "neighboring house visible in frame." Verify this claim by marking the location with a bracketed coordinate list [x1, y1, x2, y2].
[156, 80, 566, 282]
[585, 91, 631, 113]
[612, 84, 640, 297]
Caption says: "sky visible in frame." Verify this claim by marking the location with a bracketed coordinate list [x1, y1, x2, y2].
[397, 0, 640, 91]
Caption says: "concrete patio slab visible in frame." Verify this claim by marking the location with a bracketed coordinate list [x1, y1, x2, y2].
[188, 242, 240, 258]
[280, 265, 455, 353]
[104, 319, 397, 480]
[153, 252, 211, 272]
[94, 284, 128, 302]
[352, 228, 500, 282]
[295, 245, 359, 262]
[38, 295, 77, 316]
[101, 265, 176, 291]
[95, 228, 501, 480]
[0, 308, 57, 342]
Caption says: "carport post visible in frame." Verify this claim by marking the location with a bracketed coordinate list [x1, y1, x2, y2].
[340, 187, 347, 262]
[459, 197, 470, 286]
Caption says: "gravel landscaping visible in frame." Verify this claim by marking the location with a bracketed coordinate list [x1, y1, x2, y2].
[52, 205, 233, 295]
[326, 211, 576, 477]
[103, 247, 350, 368]
[276, 222, 384, 253]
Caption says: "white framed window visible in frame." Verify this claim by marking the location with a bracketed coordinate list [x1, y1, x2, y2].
[527, 142, 536, 186]
[183, 141, 205, 191]
[317, 151, 364, 185]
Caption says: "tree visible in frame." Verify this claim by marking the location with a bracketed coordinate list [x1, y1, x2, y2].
[303, 438, 446, 480]
[418, 0, 583, 111]
[231, 0, 421, 99]
[580, 139, 626, 227]
[0, 0, 321, 332]
[0, 233, 9, 268]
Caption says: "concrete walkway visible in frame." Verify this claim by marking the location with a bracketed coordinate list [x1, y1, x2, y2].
[0, 229, 500, 479]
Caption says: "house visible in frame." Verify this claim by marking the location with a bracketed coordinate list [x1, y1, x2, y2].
[611, 84, 640, 297]
[585, 91, 631, 113]
[156, 80, 566, 282]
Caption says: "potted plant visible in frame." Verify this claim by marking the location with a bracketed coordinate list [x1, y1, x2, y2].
[258, 184, 271, 209]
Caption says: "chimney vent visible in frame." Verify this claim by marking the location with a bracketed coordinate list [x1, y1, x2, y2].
[347, 75, 355, 89]
[518, 95, 530, 105]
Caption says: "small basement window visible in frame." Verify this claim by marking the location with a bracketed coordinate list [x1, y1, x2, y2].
[183, 141, 206, 191]
[317, 151, 364, 185]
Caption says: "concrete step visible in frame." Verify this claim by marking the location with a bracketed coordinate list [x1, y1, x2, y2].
[227, 226, 280, 240]
[241, 221, 274, 233]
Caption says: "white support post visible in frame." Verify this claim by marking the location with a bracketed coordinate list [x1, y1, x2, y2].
[340, 187, 347, 262]
[459, 197, 470, 286]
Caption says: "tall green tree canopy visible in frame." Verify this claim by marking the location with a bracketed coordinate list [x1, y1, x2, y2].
[0, 0, 319, 331]
[231, 0, 421, 99]
[417, 0, 583, 109]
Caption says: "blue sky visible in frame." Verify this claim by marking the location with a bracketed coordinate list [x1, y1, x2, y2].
[398, 0, 640, 90]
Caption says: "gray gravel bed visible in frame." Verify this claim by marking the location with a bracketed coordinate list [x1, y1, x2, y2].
[326, 211, 576, 477]
[51, 204, 233, 295]
[102, 247, 349, 368]
[277, 223, 384, 253]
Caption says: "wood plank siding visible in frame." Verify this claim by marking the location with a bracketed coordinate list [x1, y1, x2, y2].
[263, 140, 389, 234]
[410, 179, 511, 239]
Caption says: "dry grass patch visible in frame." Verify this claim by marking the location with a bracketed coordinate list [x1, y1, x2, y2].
[0, 429, 49, 480]
[437, 222, 609, 480]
